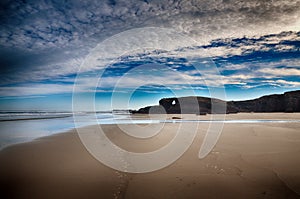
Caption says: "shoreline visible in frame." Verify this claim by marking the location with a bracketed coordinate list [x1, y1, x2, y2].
[0, 115, 72, 122]
[1, 112, 300, 151]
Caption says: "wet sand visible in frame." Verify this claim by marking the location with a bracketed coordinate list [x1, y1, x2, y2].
[0, 113, 300, 199]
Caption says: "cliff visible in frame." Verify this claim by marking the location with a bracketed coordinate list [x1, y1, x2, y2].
[131, 90, 300, 114]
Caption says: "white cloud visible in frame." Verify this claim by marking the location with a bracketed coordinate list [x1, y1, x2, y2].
[263, 79, 300, 87]
[258, 68, 300, 76]
[0, 84, 75, 97]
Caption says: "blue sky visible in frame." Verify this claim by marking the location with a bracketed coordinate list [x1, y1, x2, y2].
[0, 0, 299, 111]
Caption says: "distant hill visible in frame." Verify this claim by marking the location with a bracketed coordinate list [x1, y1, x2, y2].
[131, 90, 300, 114]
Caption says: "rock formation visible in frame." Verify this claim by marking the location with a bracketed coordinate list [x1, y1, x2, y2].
[131, 90, 300, 114]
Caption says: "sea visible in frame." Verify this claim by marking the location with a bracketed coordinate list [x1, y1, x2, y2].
[0, 111, 127, 150]
[0, 111, 299, 150]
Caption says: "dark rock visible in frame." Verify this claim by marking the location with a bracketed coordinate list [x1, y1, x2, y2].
[230, 90, 300, 113]
[132, 90, 300, 114]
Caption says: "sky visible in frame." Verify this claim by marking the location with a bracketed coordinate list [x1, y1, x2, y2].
[0, 0, 299, 111]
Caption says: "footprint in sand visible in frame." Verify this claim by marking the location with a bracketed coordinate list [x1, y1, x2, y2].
[113, 171, 128, 199]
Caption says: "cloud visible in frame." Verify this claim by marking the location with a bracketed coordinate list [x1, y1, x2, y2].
[0, 54, 82, 85]
[198, 31, 300, 58]
[0, 0, 299, 98]
[257, 68, 300, 77]
[263, 79, 300, 87]
[0, 83, 75, 97]
[1, 0, 299, 51]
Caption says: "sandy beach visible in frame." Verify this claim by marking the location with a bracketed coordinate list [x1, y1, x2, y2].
[1, 113, 300, 199]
